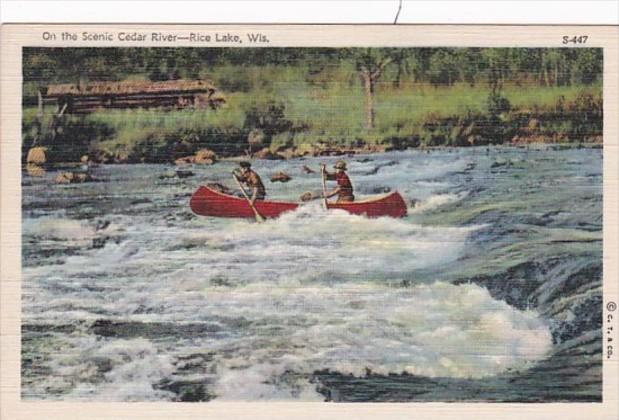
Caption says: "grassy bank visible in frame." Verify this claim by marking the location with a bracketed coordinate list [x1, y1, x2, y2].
[22, 65, 602, 163]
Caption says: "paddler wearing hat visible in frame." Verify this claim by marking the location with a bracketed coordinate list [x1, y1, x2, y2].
[320, 160, 355, 203]
[234, 161, 266, 205]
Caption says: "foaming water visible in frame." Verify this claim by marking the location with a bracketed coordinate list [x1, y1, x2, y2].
[24, 203, 479, 315]
[21, 209, 550, 401]
[207, 281, 551, 400]
[23, 217, 95, 242]
[410, 192, 468, 213]
[179, 203, 478, 284]
[24, 281, 552, 401]
[29, 335, 177, 401]
[21, 147, 601, 401]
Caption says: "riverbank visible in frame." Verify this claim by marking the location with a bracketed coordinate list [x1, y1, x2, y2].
[24, 142, 603, 174]
[22, 82, 602, 165]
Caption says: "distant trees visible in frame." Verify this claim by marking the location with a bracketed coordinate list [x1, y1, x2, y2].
[23, 47, 603, 88]
[481, 49, 510, 93]
[391, 49, 423, 87]
[570, 49, 602, 85]
[22, 47, 603, 135]
[428, 49, 459, 86]
[541, 50, 567, 86]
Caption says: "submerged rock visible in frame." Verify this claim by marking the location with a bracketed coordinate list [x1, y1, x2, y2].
[302, 165, 316, 174]
[270, 171, 292, 183]
[371, 186, 391, 194]
[26, 164, 46, 177]
[95, 220, 111, 231]
[156, 378, 214, 402]
[254, 147, 283, 160]
[90, 319, 221, 339]
[176, 170, 194, 178]
[491, 158, 510, 168]
[159, 169, 194, 179]
[372, 186, 391, 194]
[364, 160, 398, 175]
[54, 171, 95, 184]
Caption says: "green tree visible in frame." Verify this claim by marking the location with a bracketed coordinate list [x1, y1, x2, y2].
[571, 49, 602, 85]
[428, 49, 459, 86]
[481, 49, 512, 93]
[454, 48, 481, 86]
[391, 49, 423, 88]
[353, 49, 394, 129]
[541, 49, 568, 86]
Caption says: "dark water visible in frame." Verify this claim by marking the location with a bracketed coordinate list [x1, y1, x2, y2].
[21, 145, 602, 401]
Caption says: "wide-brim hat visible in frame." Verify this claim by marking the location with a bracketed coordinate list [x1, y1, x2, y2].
[334, 160, 347, 170]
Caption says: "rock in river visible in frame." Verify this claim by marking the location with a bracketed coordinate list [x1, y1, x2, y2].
[302, 165, 316, 174]
[176, 149, 218, 165]
[270, 171, 292, 183]
[26, 147, 48, 165]
[54, 171, 95, 184]
[254, 147, 283, 160]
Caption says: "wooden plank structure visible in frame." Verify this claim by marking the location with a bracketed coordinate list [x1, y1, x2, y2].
[43, 79, 225, 114]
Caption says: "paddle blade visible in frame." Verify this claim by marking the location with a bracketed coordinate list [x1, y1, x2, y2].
[300, 191, 320, 202]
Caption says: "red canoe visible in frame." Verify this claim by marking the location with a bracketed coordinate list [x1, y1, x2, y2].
[189, 185, 407, 219]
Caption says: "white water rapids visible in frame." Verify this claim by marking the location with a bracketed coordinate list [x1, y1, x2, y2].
[23, 196, 552, 400]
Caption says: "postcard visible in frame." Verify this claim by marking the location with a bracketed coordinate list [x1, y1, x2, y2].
[1, 24, 618, 419]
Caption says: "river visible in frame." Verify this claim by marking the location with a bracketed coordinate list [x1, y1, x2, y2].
[21, 145, 602, 401]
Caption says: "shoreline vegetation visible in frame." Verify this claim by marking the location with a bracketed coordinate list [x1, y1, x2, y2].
[22, 47, 602, 165]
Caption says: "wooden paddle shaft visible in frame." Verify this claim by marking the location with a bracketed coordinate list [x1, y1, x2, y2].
[233, 174, 265, 222]
[320, 165, 328, 209]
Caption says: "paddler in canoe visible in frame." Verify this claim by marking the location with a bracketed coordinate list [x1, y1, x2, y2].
[190, 158, 407, 219]
[320, 160, 354, 203]
[233, 161, 266, 205]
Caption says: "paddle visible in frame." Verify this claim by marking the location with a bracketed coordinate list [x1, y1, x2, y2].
[320, 164, 329, 209]
[299, 191, 323, 202]
[232, 173, 266, 223]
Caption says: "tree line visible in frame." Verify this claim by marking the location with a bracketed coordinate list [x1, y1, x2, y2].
[24, 47, 602, 88]
[23, 47, 603, 131]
